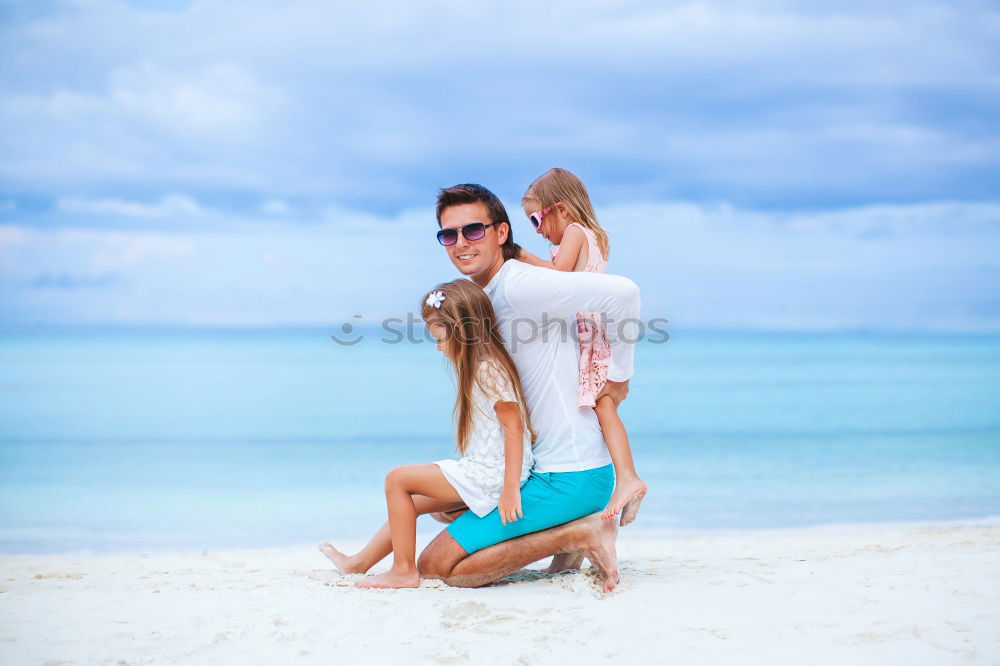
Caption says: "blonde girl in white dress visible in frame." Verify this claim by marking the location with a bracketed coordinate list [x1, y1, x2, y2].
[319, 279, 535, 588]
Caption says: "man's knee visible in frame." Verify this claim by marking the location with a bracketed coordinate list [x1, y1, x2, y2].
[417, 529, 466, 580]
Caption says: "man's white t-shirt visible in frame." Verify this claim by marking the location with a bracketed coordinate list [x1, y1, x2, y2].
[483, 259, 641, 473]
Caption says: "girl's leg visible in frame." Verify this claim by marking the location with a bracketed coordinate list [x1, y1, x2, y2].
[356, 464, 462, 588]
[429, 506, 468, 525]
[595, 395, 648, 526]
[318, 494, 465, 574]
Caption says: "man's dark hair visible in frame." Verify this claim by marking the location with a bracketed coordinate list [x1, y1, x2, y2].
[436, 183, 522, 261]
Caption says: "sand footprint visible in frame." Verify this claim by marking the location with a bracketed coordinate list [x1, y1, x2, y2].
[32, 572, 84, 580]
[434, 599, 521, 630]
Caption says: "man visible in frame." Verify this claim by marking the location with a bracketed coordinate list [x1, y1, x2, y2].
[418, 184, 640, 592]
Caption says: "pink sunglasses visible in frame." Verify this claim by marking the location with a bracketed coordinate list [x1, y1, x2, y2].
[529, 205, 556, 229]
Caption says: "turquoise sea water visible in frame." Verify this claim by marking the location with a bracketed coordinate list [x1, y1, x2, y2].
[0, 327, 998, 553]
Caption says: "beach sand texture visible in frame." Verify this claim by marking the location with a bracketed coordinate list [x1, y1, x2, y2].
[1, 524, 997, 665]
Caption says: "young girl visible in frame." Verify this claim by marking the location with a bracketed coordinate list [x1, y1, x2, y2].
[318, 279, 535, 588]
[518, 167, 648, 527]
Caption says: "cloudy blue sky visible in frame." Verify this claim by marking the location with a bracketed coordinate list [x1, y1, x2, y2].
[1, 0, 998, 329]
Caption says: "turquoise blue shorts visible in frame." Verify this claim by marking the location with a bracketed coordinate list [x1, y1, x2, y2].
[446, 464, 614, 555]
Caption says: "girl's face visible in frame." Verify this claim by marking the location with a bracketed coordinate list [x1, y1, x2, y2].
[522, 200, 570, 245]
[428, 323, 452, 358]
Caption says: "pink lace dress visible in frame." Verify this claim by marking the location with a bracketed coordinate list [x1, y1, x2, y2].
[550, 223, 611, 408]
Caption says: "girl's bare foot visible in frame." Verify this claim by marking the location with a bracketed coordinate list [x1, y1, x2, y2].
[545, 552, 586, 574]
[601, 478, 648, 526]
[619, 487, 647, 527]
[317, 542, 369, 574]
[354, 567, 420, 589]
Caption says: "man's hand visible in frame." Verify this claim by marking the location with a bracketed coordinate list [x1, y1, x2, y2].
[498, 487, 522, 526]
[595, 379, 630, 407]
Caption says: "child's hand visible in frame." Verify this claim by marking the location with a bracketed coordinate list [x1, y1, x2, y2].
[499, 487, 522, 526]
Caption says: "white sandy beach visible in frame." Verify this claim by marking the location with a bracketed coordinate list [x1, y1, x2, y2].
[1, 522, 997, 665]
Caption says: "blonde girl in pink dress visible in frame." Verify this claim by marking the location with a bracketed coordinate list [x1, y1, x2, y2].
[518, 168, 648, 528]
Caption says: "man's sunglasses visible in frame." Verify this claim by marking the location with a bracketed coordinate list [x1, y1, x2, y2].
[436, 221, 499, 247]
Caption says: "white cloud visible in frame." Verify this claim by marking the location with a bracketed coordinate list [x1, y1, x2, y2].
[1, 1, 996, 329]
[106, 61, 275, 135]
[260, 199, 290, 216]
[0, 0, 995, 207]
[57, 194, 203, 218]
[2, 199, 998, 330]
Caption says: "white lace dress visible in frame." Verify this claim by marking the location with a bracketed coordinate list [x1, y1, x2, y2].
[434, 359, 533, 517]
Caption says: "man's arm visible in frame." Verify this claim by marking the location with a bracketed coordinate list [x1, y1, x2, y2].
[505, 265, 641, 382]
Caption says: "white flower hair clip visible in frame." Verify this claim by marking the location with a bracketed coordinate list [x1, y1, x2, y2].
[425, 290, 446, 308]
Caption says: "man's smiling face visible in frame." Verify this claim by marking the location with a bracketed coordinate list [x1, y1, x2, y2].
[439, 201, 508, 284]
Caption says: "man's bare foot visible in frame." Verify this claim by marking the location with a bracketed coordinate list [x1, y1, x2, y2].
[354, 567, 420, 589]
[317, 542, 369, 574]
[601, 478, 648, 526]
[570, 513, 619, 593]
[545, 552, 585, 574]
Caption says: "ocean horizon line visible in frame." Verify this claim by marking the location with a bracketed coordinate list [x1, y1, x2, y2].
[3, 422, 999, 447]
[3, 322, 1000, 338]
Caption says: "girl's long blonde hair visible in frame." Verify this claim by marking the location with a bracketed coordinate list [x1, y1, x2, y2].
[420, 279, 536, 454]
[521, 167, 610, 261]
